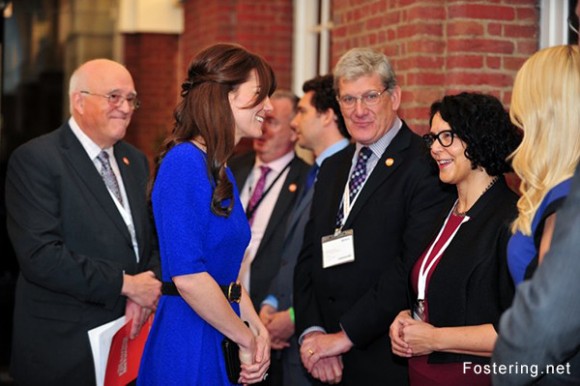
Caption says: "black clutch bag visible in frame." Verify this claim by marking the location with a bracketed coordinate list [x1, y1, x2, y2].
[222, 335, 241, 384]
[222, 322, 249, 384]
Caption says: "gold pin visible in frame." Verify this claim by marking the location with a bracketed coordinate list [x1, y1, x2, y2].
[289, 183, 297, 193]
[385, 158, 394, 167]
[123, 157, 130, 165]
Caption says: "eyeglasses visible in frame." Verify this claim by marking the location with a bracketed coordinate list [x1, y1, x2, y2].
[337, 88, 388, 109]
[569, 19, 579, 36]
[80, 91, 141, 110]
[422, 130, 456, 148]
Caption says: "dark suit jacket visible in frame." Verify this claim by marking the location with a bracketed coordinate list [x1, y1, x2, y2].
[294, 123, 453, 385]
[229, 151, 309, 310]
[264, 169, 318, 386]
[492, 164, 580, 386]
[410, 178, 517, 365]
[5, 123, 159, 386]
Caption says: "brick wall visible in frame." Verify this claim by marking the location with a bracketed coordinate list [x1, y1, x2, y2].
[181, 0, 293, 88]
[123, 0, 539, 162]
[332, 0, 539, 134]
[123, 33, 180, 165]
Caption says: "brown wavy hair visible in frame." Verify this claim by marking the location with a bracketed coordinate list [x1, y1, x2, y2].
[152, 43, 276, 216]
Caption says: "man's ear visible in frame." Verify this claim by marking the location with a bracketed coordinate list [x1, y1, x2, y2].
[321, 108, 335, 126]
[389, 86, 402, 111]
[72, 92, 85, 115]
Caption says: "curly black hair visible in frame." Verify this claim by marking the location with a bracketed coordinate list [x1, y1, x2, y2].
[303, 74, 350, 139]
[429, 92, 522, 176]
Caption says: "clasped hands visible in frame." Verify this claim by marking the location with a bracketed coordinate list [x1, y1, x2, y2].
[299, 331, 352, 384]
[389, 309, 437, 357]
[238, 323, 271, 385]
[259, 305, 294, 350]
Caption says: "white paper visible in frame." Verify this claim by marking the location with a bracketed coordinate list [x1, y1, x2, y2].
[88, 316, 127, 386]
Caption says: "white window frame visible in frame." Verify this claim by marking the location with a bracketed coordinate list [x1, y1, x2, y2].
[292, 0, 332, 95]
[540, 0, 572, 48]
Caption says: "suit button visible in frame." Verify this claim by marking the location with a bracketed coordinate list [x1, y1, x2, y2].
[328, 297, 335, 303]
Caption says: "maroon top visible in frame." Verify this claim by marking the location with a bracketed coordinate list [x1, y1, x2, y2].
[409, 213, 491, 386]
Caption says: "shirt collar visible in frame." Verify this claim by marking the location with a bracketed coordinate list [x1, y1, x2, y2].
[256, 150, 295, 172]
[356, 116, 402, 159]
[316, 138, 350, 167]
[68, 117, 113, 159]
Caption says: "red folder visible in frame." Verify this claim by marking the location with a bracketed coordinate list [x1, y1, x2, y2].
[104, 316, 153, 386]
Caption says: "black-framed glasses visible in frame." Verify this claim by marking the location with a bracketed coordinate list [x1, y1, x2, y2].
[80, 91, 141, 110]
[337, 88, 388, 109]
[423, 130, 455, 148]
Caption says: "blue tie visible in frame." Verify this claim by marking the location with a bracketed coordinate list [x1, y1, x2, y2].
[305, 163, 319, 191]
[296, 163, 319, 206]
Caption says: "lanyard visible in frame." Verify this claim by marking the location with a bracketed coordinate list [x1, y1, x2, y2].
[244, 157, 293, 220]
[336, 158, 372, 232]
[417, 201, 470, 300]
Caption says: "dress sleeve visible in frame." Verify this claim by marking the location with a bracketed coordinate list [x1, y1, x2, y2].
[152, 145, 212, 279]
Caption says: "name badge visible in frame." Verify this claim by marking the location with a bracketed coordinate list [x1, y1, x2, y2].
[321, 229, 355, 268]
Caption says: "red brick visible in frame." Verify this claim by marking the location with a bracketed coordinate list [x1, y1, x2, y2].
[447, 55, 484, 69]
[448, 38, 515, 54]
[486, 56, 502, 69]
[504, 24, 538, 38]
[449, 4, 516, 21]
[447, 21, 485, 36]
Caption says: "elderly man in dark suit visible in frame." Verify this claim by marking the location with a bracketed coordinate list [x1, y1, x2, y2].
[293, 48, 452, 385]
[5, 59, 161, 386]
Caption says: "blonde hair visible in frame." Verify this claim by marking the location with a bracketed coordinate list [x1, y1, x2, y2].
[510, 45, 580, 235]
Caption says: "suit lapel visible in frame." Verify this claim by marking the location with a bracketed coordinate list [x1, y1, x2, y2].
[284, 186, 314, 239]
[59, 126, 133, 243]
[342, 125, 413, 229]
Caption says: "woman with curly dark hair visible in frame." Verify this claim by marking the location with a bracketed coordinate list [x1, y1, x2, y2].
[389, 92, 522, 386]
[138, 43, 275, 385]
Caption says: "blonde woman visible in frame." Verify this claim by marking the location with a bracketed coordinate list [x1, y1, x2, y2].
[507, 45, 580, 285]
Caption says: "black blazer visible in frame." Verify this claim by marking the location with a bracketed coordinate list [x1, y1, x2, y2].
[229, 151, 309, 310]
[412, 177, 517, 365]
[5, 123, 159, 386]
[294, 122, 454, 385]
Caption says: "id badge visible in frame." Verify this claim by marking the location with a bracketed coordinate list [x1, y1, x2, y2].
[413, 299, 426, 321]
[321, 229, 355, 268]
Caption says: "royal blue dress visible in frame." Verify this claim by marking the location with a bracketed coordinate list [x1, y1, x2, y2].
[138, 143, 250, 385]
[507, 178, 572, 285]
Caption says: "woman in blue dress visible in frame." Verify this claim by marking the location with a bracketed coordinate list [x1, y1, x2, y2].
[138, 43, 276, 385]
[507, 45, 580, 285]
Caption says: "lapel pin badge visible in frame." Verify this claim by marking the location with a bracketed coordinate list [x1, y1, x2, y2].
[385, 158, 394, 167]
[289, 183, 297, 193]
[123, 157, 130, 165]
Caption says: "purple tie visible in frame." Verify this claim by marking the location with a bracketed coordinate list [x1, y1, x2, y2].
[336, 147, 372, 228]
[247, 165, 271, 226]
